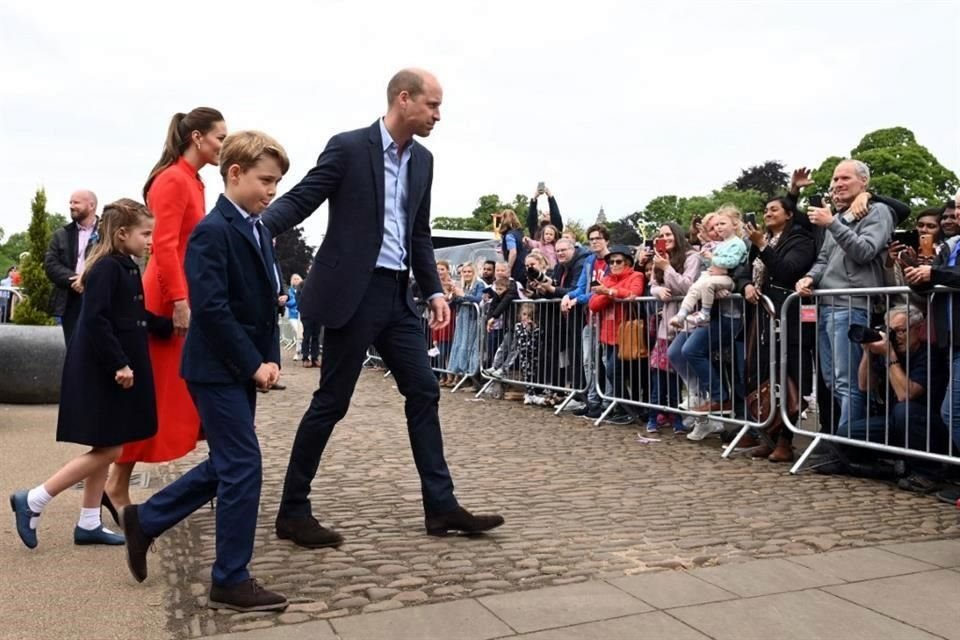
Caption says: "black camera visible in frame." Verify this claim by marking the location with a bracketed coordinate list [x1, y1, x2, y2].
[526, 266, 549, 283]
[848, 324, 883, 344]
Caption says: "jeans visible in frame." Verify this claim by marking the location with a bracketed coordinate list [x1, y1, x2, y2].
[818, 306, 868, 430]
[602, 344, 625, 410]
[941, 348, 960, 452]
[668, 332, 700, 402]
[840, 402, 931, 449]
[649, 368, 680, 424]
[680, 314, 743, 403]
[582, 323, 601, 408]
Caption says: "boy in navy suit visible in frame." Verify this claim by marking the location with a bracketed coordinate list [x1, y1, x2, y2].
[121, 131, 290, 613]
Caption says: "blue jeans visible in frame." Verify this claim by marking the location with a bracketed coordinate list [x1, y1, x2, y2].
[942, 348, 960, 452]
[603, 344, 623, 409]
[680, 314, 743, 403]
[649, 368, 680, 424]
[582, 323, 601, 408]
[840, 401, 931, 449]
[818, 306, 868, 430]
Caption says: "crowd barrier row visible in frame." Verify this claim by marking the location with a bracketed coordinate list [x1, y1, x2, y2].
[363, 286, 960, 474]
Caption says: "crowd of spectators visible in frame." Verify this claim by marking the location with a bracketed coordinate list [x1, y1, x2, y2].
[408, 173, 960, 504]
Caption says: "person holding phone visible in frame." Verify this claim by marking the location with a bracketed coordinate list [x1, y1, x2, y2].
[527, 184, 564, 241]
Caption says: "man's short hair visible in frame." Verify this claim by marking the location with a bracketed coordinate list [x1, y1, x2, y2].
[839, 158, 871, 183]
[886, 304, 925, 329]
[219, 131, 290, 179]
[945, 200, 957, 211]
[556, 238, 575, 250]
[586, 224, 609, 241]
[484, 259, 496, 268]
[387, 69, 425, 105]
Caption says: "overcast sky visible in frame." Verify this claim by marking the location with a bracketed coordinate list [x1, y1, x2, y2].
[1, 0, 957, 245]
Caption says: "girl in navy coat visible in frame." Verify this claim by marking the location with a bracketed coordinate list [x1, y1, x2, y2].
[10, 199, 172, 549]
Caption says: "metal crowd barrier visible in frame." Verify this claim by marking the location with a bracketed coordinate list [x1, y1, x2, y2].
[0, 286, 22, 323]
[477, 297, 591, 413]
[779, 285, 960, 474]
[425, 299, 483, 392]
[592, 295, 777, 449]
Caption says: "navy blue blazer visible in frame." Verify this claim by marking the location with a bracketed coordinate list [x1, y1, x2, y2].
[181, 195, 282, 384]
[262, 120, 442, 329]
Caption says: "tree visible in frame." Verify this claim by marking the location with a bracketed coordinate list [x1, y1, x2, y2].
[14, 189, 55, 325]
[432, 193, 529, 232]
[732, 161, 789, 199]
[562, 220, 587, 243]
[608, 211, 643, 245]
[811, 128, 958, 218]
[273, 226, 314, 283]
[0, 230, 30, 274]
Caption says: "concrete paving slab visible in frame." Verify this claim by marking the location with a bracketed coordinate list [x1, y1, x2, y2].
[608, 571, 737, 609]
[479, 581, 652, 634]
[331, 599, 514, 640]
[669, 588, 941, 640]
[689, 557, 844, 598]
[202, 620, 336, 640]
[881, 539, 960, 568]
[513, 611, 710, 640]
[825, 569, 960, 640]
[786, 547, 939, 582]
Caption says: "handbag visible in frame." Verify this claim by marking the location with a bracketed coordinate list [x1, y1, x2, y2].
[617, 318, 648, 360]
[744, 297, 800, 425]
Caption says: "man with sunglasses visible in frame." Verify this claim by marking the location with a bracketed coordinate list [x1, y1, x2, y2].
[561, 224, 611, 418]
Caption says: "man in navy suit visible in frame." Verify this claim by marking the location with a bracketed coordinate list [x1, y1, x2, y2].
[122, 132, 291, 613]
[264, 68, 504, 548]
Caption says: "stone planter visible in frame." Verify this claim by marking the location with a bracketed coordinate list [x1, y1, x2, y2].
[0, 324, 65, 404]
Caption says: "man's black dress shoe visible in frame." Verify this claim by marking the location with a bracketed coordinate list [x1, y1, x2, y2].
[121, 504, 154, 583]
[208, 578, 288, 612]
[275, 515, 344, 549]
[425, 506, 504, 536]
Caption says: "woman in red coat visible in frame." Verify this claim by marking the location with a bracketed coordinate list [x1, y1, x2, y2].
[105, 108, 227, 514]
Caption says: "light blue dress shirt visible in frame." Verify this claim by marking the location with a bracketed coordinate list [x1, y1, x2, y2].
[227, 196, 280, 293]
[377, 118, 410, 271]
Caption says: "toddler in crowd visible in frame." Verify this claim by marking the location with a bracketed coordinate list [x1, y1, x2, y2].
[514, 303, 543, 405]
[670, 208, 747, 329]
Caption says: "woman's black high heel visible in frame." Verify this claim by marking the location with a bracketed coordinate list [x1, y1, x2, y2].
[101, 492, 120, 528]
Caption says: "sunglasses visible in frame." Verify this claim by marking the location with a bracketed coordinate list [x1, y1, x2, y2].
[608, 258, 627, 265]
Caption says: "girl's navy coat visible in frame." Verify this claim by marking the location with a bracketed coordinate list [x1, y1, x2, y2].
[57, 254, 172, 447]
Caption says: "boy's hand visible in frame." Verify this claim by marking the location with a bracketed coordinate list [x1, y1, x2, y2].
[253, 363, 277, 389]
[115, 366, 134, 389]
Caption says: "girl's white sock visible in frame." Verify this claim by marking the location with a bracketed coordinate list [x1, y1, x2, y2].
[77, 507, 102, 531]
[26, 485, 53, 530]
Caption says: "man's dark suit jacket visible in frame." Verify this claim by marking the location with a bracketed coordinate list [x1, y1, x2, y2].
[44, 220, 97, 316]
[180, 195, 282, 384]
[262, 121, 442, 329]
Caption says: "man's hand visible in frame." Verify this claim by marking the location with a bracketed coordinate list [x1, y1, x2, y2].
[539, 281, 555, 294]
[796, 277, 814, 296]
[849, 191, 872, 220]
[807, 205, 835, 228]
[744, 284, 760, 304]
[903, 265, 933, 285]
[560, 296, 575, 313]
[865, 334, 889, 356]
[277, 294, 288, 306]
[429, 296, 450, 330]
[69, 274, 84, 294]
[115, 365, 134, 389]
[172, 299, 190, 337]
[253, 362, 279, 389]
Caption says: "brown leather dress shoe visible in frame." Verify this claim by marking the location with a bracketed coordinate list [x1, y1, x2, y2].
[208, 578, 288, 612]
[425, 506, 505, 536]
[275, 515, 344, 549]
[121, 504, 154, 583]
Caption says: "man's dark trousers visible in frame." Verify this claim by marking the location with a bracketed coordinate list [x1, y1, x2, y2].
[278, 270, 458, 518]
[137, 382, 261, 587]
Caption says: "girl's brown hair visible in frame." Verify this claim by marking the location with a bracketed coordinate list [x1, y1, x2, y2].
[143, 107, 224, 198]
[81, 199, 153, 285]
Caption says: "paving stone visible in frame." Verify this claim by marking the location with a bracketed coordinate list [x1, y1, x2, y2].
[609, 571, 737, 609]
[332, 600, 513, 640]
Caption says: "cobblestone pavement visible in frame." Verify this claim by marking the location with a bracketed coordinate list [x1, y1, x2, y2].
[154, 360, 959, 637]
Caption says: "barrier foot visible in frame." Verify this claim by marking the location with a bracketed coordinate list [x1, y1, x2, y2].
[451, 377, 469, 394]
[554, 391, 577, 416]
[383, 370, 392, 378]
[721, 425, 755, 459]
[594, 402, 616, 427]
[476, 379, 495, 398]
[363, 356, 373, 367]
[790, 435, 822, 475]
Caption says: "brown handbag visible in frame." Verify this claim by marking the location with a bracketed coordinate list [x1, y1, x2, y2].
[617, 319, 648, 360]
[744, 300, 800, 425]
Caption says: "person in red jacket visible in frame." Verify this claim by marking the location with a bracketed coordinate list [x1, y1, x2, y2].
[588, 245, 645, 424]
[104, 108, 227, 517]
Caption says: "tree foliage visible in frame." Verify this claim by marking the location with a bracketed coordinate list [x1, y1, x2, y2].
[13, 189, 55, 325]
[274, 226, 314, 284]
[432, 193, 529, 231]
[732, 161, 789, 199]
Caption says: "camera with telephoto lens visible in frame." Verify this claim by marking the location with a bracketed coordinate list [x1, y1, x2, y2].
[848, 324, 883, 344]
[526, 265, 549, 284]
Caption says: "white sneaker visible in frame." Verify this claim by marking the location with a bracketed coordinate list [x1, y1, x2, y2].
[686, 420, 724, 441]
[293, 354, 301, 361]
[562, 399, 587, 412]
[427, 346, 440, 358]
[482, 367, 504, 379]
[524, 394, 547, 406]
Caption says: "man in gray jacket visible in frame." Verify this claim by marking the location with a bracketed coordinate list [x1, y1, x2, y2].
[796, 160, 894, 431]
